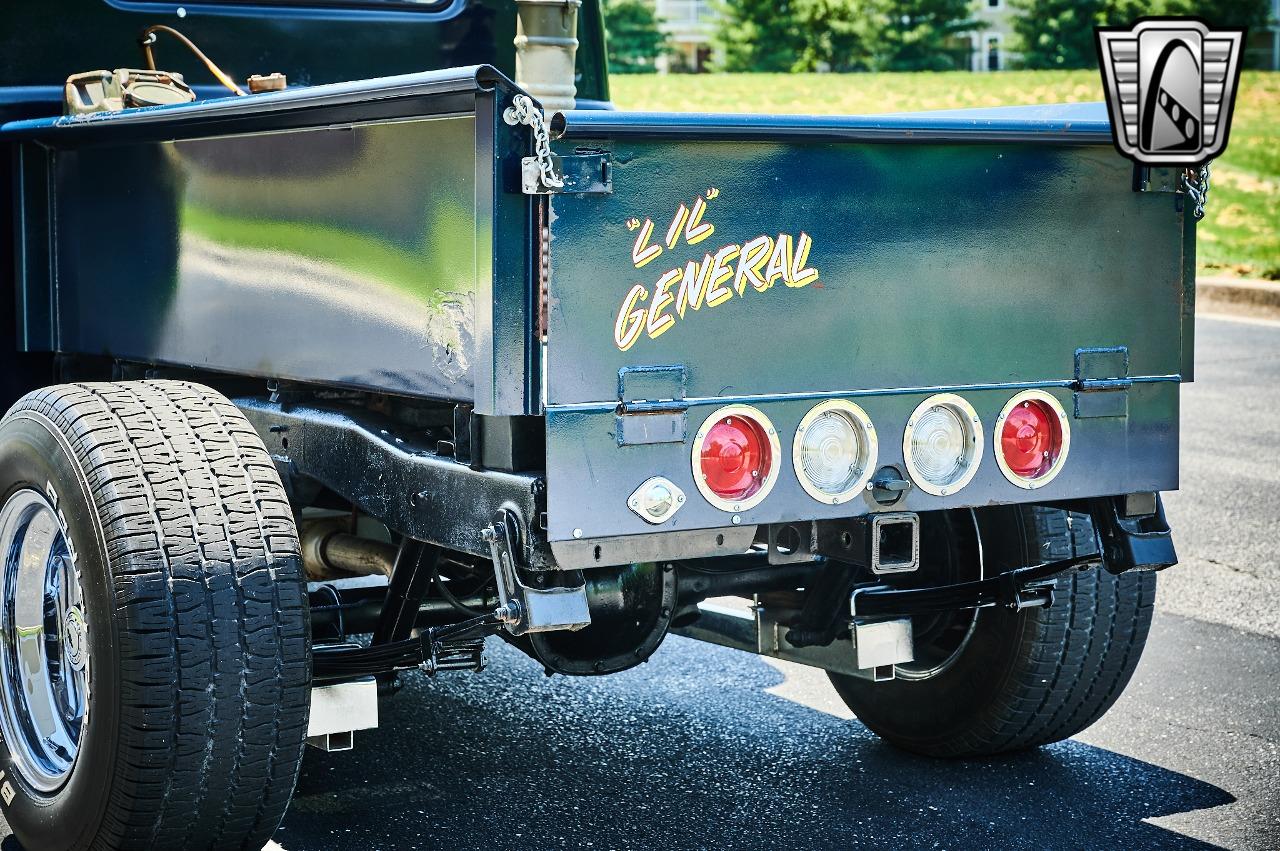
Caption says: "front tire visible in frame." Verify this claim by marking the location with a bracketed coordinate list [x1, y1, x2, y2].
[830, 505, 1156, 757]
[0, 381, 310, 850]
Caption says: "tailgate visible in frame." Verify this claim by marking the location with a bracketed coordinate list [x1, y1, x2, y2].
[543, 104, 1190, 546]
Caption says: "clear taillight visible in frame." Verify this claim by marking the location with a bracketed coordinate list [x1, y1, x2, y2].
[793, 400, 877, 504]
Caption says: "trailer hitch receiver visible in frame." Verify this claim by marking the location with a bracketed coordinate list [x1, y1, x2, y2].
[813, 513, 921, 574]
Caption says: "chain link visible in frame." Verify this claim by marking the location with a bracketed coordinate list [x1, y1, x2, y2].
[1181, 163, 1211, 221]
[503, 94, 564, 191]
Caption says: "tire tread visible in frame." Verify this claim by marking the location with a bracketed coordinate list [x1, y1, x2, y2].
[5, 381, 309, 851]
[830, 505, 1156, 758]
[935, 506, 1156, 756]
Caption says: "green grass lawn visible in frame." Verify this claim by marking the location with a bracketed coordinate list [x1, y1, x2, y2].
[611, 71, 1279, 281]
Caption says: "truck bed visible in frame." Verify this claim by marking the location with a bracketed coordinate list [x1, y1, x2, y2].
[1, 69, 1192, 553]
[541, 103, 1190, 547]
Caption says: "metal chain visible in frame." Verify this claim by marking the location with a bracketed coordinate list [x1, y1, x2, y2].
[1181, 163, 1211, 221]
[503, 94, 564, 191]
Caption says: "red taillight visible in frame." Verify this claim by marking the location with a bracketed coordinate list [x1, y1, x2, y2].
[700, 414, 771, 501]
[692, 405, 781, 511]
[1000, 398, 1062, 479]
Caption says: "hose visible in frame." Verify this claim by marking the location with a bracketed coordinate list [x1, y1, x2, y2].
[432, 559, 491, 618]
[139, 25, 246, 96]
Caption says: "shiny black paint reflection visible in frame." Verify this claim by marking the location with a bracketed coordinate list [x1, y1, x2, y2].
[547, 140, 1184, 406]
[54, 117, 480, 399]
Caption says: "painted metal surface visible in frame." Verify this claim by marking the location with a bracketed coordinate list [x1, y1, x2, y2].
[545, 134, 1184, 405]
[5, 65, 1189, 549]
[550, 102, 1114, 143]
[542, 113, 1188, 542]
[236, 397, 550, 565]
[2, 66, 509, 141]
[57, 117, 479, 399]
[6, 68, 539, 414]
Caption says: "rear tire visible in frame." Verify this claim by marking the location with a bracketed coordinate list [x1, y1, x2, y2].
[830, 505, 1156, 757]
[0, 381, 309, 850]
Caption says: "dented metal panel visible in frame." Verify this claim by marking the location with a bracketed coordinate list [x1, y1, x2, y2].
[4, 67, 539, 414]
[53, 117, 479, 398]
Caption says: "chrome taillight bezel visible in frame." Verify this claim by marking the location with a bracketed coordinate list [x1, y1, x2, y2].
[691, 404, 781, 512]
[994, 389, 1072, 489]
[902, 393, 984, 497]
[792, 399, 878, 505]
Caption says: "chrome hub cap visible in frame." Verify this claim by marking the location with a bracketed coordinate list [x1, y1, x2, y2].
[0, 489, 89, 793]
[64, 606, 88, 672]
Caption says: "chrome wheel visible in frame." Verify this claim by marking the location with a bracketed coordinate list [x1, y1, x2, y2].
[0, 488, 89, 793]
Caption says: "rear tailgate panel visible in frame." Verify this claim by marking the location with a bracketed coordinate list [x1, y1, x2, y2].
[543, 109, 1188, 543]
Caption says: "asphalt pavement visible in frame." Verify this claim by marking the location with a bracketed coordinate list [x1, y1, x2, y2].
[2, 316, 1276, 850]
[1161, 315, 1280, 639]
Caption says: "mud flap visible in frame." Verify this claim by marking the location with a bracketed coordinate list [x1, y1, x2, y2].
[1090, 494, 1178, 573]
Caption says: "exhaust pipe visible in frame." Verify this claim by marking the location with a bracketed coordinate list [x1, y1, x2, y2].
[301, 519, 397, 580]
[307, 676, 378, 752]
[514, 0, 580, 113]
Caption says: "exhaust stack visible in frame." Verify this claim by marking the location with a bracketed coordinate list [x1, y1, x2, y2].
[514, 0, 580, 113]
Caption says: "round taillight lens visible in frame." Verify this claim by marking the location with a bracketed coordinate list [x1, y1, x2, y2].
[996, 391, 1070, 488]
[702, 417, 768, 499]
[902, 394, 983, 497]
[1001, 401, 1058, 476]
[793, 400, 877, 504]
[692, 405, 780, 511]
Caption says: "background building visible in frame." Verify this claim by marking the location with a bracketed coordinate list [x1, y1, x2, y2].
[968, 0, 1016, 71]
[1253, 0, 1279, 69]
[654, 0, 717, 71]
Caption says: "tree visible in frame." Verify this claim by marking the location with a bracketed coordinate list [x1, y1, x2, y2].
[718, 0, 975, 72]
[792, 0, 878, 71]
[603, 0, 669, 74]
[1161, 0, 1272, 29]
[874, 0, 980, 71]
[1012, 0, 1271, 69]
[1010, 0, 1106, 69]
[714, 0, 806, 72]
